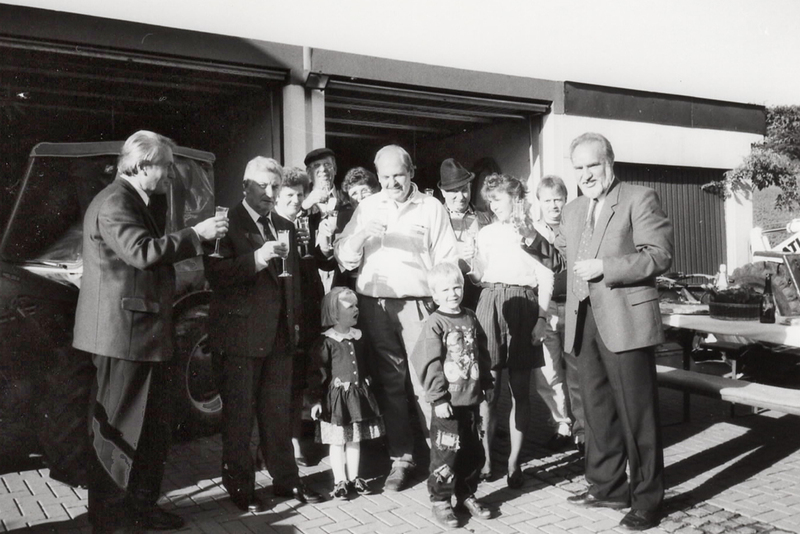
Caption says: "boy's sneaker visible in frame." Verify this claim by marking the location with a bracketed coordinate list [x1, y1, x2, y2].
[351, 477, 372, 495]
[385, 465, 412, 492]
[458, 496, 491, 519]
[332, 480, 349, 500]
[432, 501, 459, 528]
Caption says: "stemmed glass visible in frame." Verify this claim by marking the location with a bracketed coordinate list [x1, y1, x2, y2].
[376, 205, 391, 248]
[277, 229, 292, 277]
[296, 216, 313, 258]
[208, 206, 228, 258]
[326, 210, 339, 249]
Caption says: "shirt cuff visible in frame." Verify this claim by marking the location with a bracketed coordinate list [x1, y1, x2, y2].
[254, 249, 268, 272]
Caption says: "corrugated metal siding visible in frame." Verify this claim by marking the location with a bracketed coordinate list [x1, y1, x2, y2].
[615, 163, 727, 277]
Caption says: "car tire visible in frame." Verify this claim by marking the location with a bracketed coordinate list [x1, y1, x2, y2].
[172, 292, 222, 439]
[37, 346, 94, 488]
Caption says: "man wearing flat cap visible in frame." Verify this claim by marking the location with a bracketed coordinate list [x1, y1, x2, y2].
[302, 148, 345, 216]
[302, 148, 346, 291]
[439, 158, 490, 311]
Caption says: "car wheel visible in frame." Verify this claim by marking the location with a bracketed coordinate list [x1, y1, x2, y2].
[172, 293, 222, 439]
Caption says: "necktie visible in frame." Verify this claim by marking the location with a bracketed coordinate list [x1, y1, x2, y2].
[258, 215, 275, 241]
[572, 199, 597, 301]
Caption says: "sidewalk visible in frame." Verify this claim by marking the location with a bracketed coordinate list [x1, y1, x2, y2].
[2, 386, 800, 533]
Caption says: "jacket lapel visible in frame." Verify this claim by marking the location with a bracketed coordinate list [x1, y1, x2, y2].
[588, 180, 620, 258]
[116, 179, 159, 236]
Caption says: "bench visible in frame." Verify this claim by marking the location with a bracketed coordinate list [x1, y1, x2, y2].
[656, 364, 800, 419]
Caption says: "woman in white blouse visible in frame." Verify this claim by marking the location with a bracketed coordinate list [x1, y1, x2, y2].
[469, 173, 553, 488]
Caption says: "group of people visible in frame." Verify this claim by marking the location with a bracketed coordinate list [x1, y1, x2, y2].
[74, 129, 674, 533]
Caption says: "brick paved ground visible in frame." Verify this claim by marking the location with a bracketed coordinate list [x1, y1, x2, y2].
[3, 376, 800, 533]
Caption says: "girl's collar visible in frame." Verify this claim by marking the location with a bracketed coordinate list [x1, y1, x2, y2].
[323, 327, 362, 341]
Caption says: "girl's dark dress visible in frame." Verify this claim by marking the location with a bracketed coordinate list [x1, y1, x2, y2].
[310, 328, 385, 445]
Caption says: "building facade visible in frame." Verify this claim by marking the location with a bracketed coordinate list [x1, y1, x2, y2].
[0, 4, 765, 273]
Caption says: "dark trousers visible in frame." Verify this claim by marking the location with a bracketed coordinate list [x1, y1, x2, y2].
[427, 405, 483, 502]
[217, 337, 298, 499]
[88, 356, 172, 528]
[576, 302, 664, 511]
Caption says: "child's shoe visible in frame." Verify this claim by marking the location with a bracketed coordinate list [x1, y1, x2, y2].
[432, 501, 459, 528]
[332, 480, 349, 500]
[458, 495, 492, 519]
[351, 477, 372, 495]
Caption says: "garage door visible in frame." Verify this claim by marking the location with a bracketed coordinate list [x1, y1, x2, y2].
[0, 38, 285, 207]
[616, 162, 727, 277]
[323, 80, 550, 189]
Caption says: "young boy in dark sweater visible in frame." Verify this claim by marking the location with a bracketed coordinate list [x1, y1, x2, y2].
[411, 262, 494, 528]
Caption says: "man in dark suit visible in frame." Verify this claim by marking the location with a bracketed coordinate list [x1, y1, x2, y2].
[73, 130, 228, 533]
[555, 133, 674, 531]
[205, 157, 323, 513]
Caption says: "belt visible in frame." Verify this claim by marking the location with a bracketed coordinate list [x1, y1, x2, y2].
[479, 282, 537, 294]
[552, 295, 566, 303]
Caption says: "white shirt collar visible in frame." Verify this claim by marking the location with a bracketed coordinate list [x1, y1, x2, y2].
[323, 327, 362, 341]
[243, 199, 269, 226]
[120, 175, 150, 206]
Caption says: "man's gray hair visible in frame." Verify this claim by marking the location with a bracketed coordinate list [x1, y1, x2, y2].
[569, 132, 615, 166]
[374, 145, 415, 174]
[118, 130, 175, 177]
[243, 156, 284, 183]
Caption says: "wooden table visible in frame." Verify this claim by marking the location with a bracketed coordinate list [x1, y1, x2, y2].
[660, 313, 800, 421]
[661, 313, 800, 348]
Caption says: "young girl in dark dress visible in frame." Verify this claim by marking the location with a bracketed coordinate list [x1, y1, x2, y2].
[309, 287, 385, 499]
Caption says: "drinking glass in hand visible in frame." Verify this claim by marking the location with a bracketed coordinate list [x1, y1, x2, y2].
[208, 206, 229, 258]
[296, 216, 313, 258]
[277, 229, 292, 277]
[325, 210, 339, 248]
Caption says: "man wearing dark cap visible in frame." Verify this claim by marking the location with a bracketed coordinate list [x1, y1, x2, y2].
[302, 148, 343, 215]
[438, 158, 490, 311]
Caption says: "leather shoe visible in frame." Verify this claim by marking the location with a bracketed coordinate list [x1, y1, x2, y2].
[273, 483, 325, 503]
[385, 465, 412, 492]
[230, 493, 265, 513]
[130, 505, 185, 530]
[432, 501, 459, 528]
[458, 496, 491, 519]
[620, 508, 661, 531]
[567, 491, 630, 510]
[506, 469, 524, 489]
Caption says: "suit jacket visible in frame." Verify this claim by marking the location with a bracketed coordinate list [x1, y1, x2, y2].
[555, 181, 674, 354]
[73, 178, 201, 361]
[204, 201, 301, 358]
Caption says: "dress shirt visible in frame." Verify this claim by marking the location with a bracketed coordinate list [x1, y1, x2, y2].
[335, 183, 459, 298]
[472, 221, 554, 308]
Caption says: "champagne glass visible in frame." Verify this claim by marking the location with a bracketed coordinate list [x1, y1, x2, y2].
[277, 229, 292, 277]
[326, 210, 339, 248]
[296, 216, 313, 258]
[376, 205, 391, 248]
[208, 206, 228, 258]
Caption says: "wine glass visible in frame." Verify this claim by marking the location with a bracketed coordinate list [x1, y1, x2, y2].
[376, 206, 391, 248]
[325, 210, 339, 249]
[208, 206, 229, 258]
[296, 216, 313, 258]
[277, 229, 292, 277]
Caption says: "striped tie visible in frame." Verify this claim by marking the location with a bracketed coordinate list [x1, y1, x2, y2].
[572, 199, 597, 301]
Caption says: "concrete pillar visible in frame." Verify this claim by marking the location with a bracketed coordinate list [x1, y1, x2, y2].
[282, 83, 326, 168]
